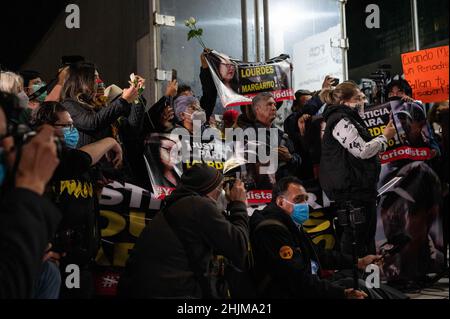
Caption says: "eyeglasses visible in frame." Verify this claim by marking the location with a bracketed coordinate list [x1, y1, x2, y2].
[54, 123, 75, 131]
[284, 194, 309, 204]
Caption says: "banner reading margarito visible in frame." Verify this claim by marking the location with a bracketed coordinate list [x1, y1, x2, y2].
[205, 50, 294, 108]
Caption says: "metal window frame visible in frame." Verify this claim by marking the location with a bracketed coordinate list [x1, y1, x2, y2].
[148, 0, 352, 101]
[411, 0, 420, 51]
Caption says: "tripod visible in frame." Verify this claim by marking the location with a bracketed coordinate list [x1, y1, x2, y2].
[337, 202, 366, 290]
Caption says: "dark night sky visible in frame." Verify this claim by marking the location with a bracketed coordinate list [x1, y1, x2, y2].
[0, 1, 68, 71]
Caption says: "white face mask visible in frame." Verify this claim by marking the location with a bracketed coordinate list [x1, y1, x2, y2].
[191, 110, 207, 125]
[17, 91, 30, 109]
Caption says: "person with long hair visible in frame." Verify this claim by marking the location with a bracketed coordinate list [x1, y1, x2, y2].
[61, 62, 140, 148]
[319, 82, 396, 257]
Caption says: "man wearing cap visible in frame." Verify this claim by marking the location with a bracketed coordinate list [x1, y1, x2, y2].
[119, 164, 250, 299]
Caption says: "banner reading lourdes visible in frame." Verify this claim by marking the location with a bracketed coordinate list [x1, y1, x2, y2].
[205, 50, 295, 108]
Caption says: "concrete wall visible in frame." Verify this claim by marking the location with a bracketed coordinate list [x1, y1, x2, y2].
[22, 0, 150, 90]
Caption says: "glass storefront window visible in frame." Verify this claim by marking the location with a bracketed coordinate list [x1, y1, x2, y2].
[159, 0, 243, 98]
[418, 0, 449, 49]
[268, 0, 342, 92]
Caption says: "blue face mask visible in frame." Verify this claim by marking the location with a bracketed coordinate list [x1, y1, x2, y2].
[62, 127, 80, 149]
[0, 149, 6, 186]
[285, 199, 310, 225]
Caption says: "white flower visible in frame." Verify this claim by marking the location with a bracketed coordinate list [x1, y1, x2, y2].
[188, 17, 196, 26]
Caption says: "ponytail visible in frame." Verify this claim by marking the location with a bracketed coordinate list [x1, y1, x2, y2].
[320, 81, 360, 105]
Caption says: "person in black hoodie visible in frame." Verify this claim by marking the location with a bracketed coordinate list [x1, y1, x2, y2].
[118, 164, 249, 299]
[250, 177, 383, 299]
[319, 82, 397, 257]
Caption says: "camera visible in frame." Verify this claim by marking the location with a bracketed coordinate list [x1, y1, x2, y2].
[223, 175, 256, 191]
[13, 124, 63, 159]
[361, 64, 392, 105]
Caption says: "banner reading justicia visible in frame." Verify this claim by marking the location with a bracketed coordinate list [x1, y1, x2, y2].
[362, 100, 437, 164]
[205, 50, 295, 108]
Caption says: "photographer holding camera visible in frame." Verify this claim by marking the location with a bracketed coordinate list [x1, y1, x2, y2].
[119, 164, 250, 299]
[1, 92, 62, 299]
[319, 82, 397, 257]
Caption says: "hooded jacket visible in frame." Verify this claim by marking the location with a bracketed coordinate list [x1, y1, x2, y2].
[118, 185, 249, 299]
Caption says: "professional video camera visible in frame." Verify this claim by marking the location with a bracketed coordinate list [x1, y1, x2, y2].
[360, 64, 392, 105]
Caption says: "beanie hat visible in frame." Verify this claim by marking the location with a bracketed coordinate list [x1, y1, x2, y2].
[181, 163, 224, 195]
[222, 109, 239, 127]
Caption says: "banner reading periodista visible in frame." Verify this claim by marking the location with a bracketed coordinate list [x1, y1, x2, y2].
[205, 50, 295, 108]
[362, 100, 435, 163]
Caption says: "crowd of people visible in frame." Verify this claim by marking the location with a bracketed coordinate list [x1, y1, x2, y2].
[0, 48, 448, 300]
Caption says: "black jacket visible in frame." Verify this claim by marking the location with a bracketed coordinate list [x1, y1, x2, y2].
[242, 121, 302, 182]
[199, 67, 218, 120]
[250, 203, 353, 299]
[320, 105, 381, 202]
[62, 98, 132, 147]
[0, 188, 61, 299]
[284, 112, 316, 181]
[119, 185, 249, 299]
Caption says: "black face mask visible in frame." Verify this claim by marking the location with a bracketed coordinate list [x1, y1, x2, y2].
[388, 96, 402, 102]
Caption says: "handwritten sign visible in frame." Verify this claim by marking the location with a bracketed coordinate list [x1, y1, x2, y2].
[402, 45, 449, 103]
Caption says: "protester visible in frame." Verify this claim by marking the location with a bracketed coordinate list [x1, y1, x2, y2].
[222, 109, 239, 129]
[61, 62, 139, 148]
[429, 101, 449, 269]
[387, 79, 415, 102]
[0, 71, 23, 95]
[118, 164, 250, 299]
[32, 101, 123, 298]
[142, 80, 178, 134]
[173, 95, 207, 135]
[291, 89, 313, 113]
[101, 77, 152, 187]
[241, 92, 301, 183]
[319, 81, 396, 257]
[0, 71, 29, 110]
[19, 71, 44, 107]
